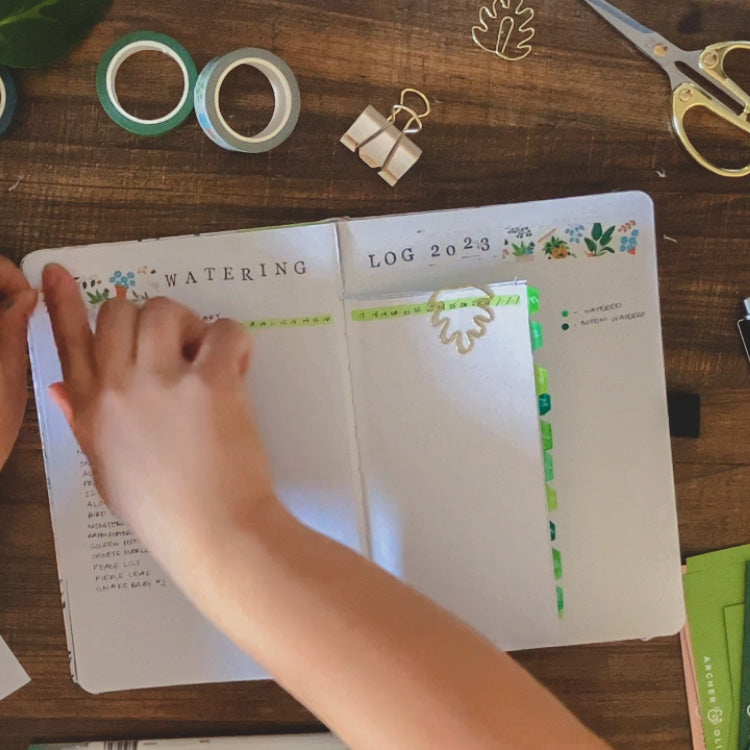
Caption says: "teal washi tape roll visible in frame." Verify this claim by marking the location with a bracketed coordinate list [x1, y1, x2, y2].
[96, 31, 197, 136]
[194, 48, 300, 152]
[0, 66, 17, 136]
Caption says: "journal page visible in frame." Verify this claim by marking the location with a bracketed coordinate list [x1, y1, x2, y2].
[338, 192, 684, 647]
[23, 223, 363, 692]
[344, 284, 560, 650]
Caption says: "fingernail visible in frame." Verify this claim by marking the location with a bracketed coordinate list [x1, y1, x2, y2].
[42, 263, 65, 288]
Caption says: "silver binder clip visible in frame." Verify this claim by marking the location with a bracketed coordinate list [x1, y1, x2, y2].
[341, 88, 431, 187]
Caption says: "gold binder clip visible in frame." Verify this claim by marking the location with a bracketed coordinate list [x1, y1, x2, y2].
[341, 88, 431, 186]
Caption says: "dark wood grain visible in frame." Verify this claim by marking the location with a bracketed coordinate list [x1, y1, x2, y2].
[1, 0, 749, 748]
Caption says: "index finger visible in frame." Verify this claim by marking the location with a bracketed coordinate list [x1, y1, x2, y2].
[42, 263, 95, 394]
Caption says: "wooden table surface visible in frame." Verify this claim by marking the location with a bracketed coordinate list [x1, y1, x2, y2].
[1, 0, 749, 747]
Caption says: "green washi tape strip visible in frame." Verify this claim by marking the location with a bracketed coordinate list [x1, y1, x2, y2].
[530, 320, 543, 350]
[351, 294, 521, 321]
[544, 451, 554, 482]
[550, 521, 556, 542]
[540, 421, 553, 451]
[527, 286, 540, 315]
[546, 484, 557, 511]
[538, 393, 551, 415]
[242, 314, 333, 329]
[552, 548, 563, 580]
[97, 31, 197, 136]
[556, 586, 564, 616]
[535, 366, 549, 396]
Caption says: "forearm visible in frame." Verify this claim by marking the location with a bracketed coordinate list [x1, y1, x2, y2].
[176, 498, 611, 750]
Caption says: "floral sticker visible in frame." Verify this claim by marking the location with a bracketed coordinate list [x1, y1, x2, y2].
[77, 268, 159, 306]
[504, 225, 536, 260]
[619, 220, 639, 254]
[542, 235, 575, 260]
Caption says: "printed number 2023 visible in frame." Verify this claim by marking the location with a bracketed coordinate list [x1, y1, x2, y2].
[431, 238, 490, 257]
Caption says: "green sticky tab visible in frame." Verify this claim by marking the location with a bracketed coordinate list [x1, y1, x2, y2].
[530, 321, 543, 350]
[534, 367, 548, 395]
[538, 393, 551, 415]
[546, 484, 557, 511]
[550, 521, 556, 542]
[527, 286, 540, 315]
[540, 421, 553, 451]
[552, 548, 563, 580]
[544, 451, 554, 482]
[556, 585, 564, 616]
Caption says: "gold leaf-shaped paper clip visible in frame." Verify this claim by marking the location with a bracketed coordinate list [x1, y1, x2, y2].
[428, 286, 496, 355]
[472, 0, 536, 62]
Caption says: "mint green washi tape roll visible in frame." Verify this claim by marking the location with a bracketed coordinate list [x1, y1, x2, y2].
[194, 48, 300, 152]
[97, 31, 197, 136]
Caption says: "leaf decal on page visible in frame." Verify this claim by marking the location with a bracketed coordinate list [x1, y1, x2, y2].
[472, 0, 536, 62]
[428, 286, 496, 356]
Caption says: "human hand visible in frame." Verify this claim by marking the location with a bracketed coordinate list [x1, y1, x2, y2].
[0, 256, 38, 471]
[42, 262, 280, 578]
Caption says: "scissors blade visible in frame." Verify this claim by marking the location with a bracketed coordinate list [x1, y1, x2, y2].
[581, 0, 676, 63]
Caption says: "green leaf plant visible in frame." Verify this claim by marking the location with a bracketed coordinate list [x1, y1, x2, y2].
[584, 223, 616, 257]
[0, 0, 112, 68]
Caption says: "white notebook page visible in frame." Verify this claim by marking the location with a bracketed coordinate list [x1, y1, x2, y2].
[23, 224, 364, 692]
[344, 283, 559, 649]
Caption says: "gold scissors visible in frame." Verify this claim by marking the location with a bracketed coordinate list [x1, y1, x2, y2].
[582, 0, 750, 177]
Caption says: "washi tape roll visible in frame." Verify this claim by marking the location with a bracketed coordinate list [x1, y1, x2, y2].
[194, 48, 300, 153]
[0, 67, 17, 136]
[96, 31, 197, 136]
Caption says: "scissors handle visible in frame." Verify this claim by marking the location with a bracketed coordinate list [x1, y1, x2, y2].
[698, 41, 750, 115]
[672, 78, 750, 178]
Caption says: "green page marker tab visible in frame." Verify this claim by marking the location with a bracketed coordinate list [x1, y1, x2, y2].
[550, 521, 556, 542]
[556, 586, 564, 616]
[530, 321, 543, 350]
[538, 393, 551, 415]
[527, 286, 540, 315]
[544, 451, 554, 481]
[540, 421, 553, 451]
[535, 366, 548, 396]
[552, 548, 563, 580]
[546, 484, 557, 511]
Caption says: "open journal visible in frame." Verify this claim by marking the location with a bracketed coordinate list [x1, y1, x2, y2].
[23, 191, 684, 693]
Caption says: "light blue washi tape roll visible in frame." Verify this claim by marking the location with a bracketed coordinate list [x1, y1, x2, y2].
[0, 66, 18, 136]
[97, 31, 197, 136]
[194, 48, 301, 152]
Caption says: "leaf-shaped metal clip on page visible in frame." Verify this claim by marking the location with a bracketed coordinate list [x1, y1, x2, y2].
[472, 0, 536, 61]
[340, 88, 431, 186]
[427, 286, 496, 356]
